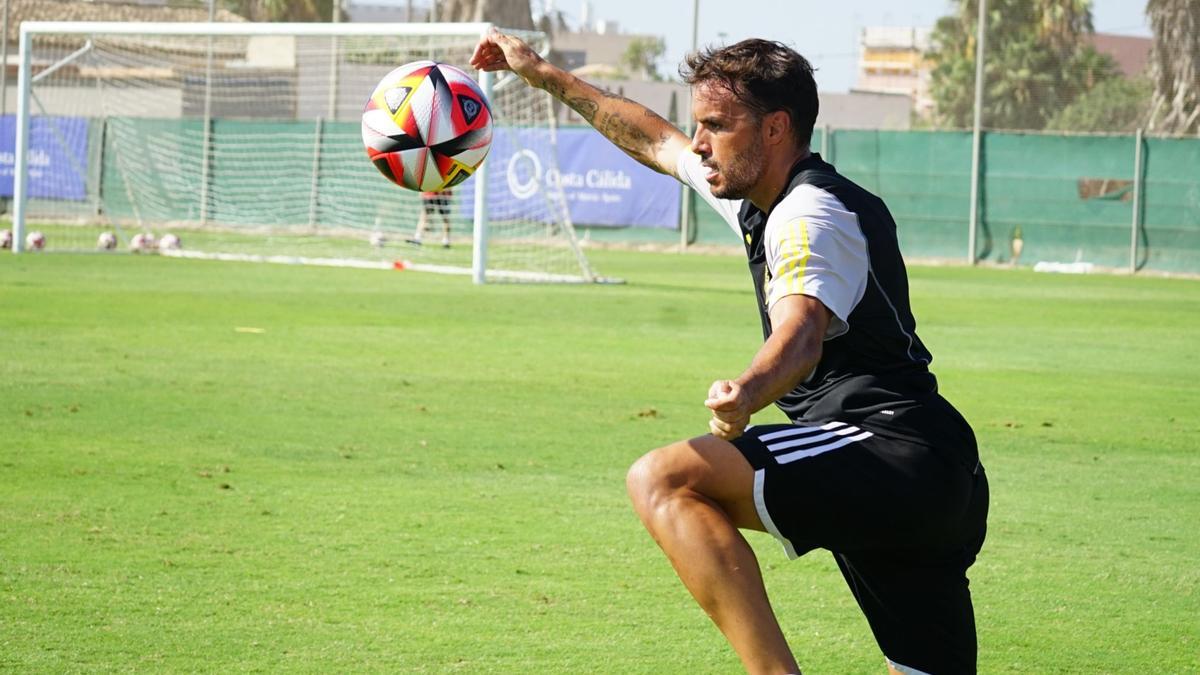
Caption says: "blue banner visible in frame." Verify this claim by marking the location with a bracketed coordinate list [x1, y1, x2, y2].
[0, 115, 90, 200]
[462, 126, 680, 228]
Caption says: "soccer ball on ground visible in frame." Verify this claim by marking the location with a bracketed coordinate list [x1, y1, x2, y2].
[361, 60, 493, 192]
[369, 232, 387, 248]
[26, 231, 46, 251]
[130, 232, 156, 252]
[159, 233, 181, 251]
[97, 231, 118, 250]
[0, 229, 11, 249]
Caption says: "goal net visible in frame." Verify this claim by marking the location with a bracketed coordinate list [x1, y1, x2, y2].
[11, 21, 599, 283]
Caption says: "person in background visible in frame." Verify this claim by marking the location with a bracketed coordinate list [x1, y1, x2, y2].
[408, 189, 453, 248]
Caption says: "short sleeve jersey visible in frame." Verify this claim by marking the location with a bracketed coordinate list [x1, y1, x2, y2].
[677, 150, 940, 430]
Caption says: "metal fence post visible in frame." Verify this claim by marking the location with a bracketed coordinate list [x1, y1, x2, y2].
[198, 0, 215, 225]
[307, 116, 323, 229]
[967, 0, 987, 265]
[1130, 128, 1144, 274]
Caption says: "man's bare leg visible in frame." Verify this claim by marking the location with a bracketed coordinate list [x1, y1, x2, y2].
[626, 435, 799, 674]
[407, 210, 429, 246]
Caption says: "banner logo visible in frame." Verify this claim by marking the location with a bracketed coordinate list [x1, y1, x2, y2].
[506, 149, 542, 200]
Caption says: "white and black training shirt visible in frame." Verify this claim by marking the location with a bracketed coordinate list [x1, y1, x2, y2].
[677, 150, 948, 435]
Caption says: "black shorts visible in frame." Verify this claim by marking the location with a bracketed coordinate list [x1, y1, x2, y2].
[421, 195, 450, 215]
[732, 418, 988, 674]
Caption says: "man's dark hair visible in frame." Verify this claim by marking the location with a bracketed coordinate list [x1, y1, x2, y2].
[681, 39, 818, 149]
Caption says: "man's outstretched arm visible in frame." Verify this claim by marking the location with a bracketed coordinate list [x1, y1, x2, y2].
[470, 30, 691, 177]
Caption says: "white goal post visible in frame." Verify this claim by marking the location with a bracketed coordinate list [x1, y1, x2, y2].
[11, 20, 601, 283]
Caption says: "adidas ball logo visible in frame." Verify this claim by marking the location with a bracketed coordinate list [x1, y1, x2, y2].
[459, 95, 481, 124]
[385, 86, 411, 113]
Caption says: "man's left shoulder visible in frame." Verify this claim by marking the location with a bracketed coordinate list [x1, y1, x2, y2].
[769, 182, 858, 230]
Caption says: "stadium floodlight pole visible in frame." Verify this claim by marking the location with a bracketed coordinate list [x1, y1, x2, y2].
[1130, 127, 1144, 274]
[472, 63, 493, 285]
[966, 0, 986, 265]
[679, 0, 700, 251]
[1, 0, 10, 118]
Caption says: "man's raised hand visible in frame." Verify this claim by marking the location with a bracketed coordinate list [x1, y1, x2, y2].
[470, 29, 545, 88]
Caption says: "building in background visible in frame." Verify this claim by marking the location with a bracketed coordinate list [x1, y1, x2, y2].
[1089, 32, 1152, 78]
[819, 91, 913, 130]
[854, 26, 932, 121]
[347, 3, 430, 23]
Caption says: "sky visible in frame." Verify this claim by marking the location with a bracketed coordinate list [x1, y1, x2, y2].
[360, 0, 1154, 94]
[554, 0, 1154, 93]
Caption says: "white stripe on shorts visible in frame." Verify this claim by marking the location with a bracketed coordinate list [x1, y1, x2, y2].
[757, 421, 845, 443]
[773, 429, 874, 464]
[753, 469, 798, 560]
[886, 658, 933, 675]
[766, 424, 866, 453]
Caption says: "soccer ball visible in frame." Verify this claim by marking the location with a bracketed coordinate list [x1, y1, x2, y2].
[159, 233, 181, 251]
[0, 229, 11, 249]
[130, 232, 155, 252]
[361, 60, 493, 192]
[369, 232, 387, 248]
[97, 231, 117, 250]
[26, 231, 45, 251]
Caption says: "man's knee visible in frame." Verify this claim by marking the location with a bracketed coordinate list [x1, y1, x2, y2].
[626, 444, 683, 514]
[626, 437, 758, 528]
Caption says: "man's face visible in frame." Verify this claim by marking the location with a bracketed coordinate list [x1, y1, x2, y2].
[690, 82, 766, 201]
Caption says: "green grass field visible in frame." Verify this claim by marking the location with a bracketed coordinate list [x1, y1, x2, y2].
[2, 250, 1198, 673]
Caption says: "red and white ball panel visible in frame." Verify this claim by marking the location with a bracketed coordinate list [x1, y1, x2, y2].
[361, 61, 493, 192]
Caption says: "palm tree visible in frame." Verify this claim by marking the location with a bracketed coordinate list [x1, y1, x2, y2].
[1031, 0, 1093, 52]
[1146, 0, 1200, 135]
[928, 0, 1110, 130]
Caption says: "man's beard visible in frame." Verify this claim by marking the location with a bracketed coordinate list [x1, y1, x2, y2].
[709, 136, 766, 200]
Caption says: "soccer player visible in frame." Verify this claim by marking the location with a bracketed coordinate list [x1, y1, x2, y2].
[472, 32, 988, 675]
[407, 189, 453, 248]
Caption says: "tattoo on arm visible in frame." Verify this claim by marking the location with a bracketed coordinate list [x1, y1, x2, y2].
[599, 113, 654, 153]
[566, 97, 599, 123]
[542, 76, 677, 171]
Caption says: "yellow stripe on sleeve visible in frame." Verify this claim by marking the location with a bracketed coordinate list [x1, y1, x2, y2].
[768, 218, 811, 307]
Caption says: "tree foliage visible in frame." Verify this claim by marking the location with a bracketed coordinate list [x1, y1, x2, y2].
[620, 37, 667, 81]
[928, 0, 1119, 130]
[1146, 0, 1200, 135]
[1045, 75, 1153, 132]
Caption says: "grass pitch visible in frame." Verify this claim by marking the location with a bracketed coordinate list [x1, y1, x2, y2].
[2, 250, 1198, 673]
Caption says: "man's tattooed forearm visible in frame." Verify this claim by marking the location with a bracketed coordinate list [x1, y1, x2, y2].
[539, 79, 672, 170]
